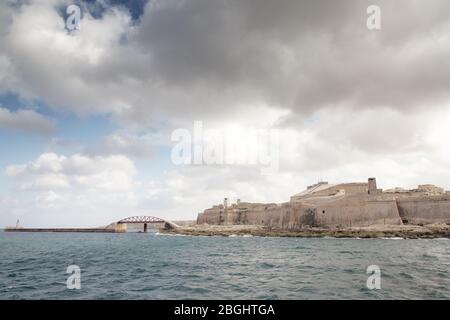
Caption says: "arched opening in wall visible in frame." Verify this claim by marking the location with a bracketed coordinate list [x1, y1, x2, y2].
[322, 210, 325, 214]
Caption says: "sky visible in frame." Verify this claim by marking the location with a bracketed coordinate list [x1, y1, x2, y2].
[0, 0, 450, 227]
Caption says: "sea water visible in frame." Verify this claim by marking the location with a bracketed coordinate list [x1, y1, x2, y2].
[0, 232, 449, 299]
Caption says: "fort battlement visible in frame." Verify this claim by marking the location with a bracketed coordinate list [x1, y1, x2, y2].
[197, 178, 450, 229]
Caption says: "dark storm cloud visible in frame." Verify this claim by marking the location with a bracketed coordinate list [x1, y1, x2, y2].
[128, 0, 450, 116]
[2, 0, 450, 121]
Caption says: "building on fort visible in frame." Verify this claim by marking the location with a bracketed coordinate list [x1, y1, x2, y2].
[197, 178, 450, 229]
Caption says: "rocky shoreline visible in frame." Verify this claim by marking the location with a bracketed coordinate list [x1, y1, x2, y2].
[161, 223, 450, 239]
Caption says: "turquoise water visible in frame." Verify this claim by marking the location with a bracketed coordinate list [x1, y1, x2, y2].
[0, 232, 449, 299]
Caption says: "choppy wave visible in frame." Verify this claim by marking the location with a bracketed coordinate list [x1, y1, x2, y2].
[155, 232, 188, 237]
[380, 237, 404, 240]
[0, 232, 449, 299]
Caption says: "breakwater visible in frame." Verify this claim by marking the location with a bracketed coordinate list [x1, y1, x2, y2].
[4, 228, 116, 233]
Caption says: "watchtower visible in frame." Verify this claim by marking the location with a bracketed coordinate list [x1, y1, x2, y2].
[368, 177, 381, 195]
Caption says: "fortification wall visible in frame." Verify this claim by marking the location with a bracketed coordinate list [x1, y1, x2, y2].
[197, 195, 403, 229]
[313, 196, 402, 228]
[336, 183, 369, 195]
[197, 194, 450, 230]
[197, 203, 284, 226]
[197, 208, 223, 225]
[197, 183, 450, 229]
[246, 203, 324, 229]
[291, 183, 368, 201]
[397, 196, 450, 225]
[234, 204, 285, 227]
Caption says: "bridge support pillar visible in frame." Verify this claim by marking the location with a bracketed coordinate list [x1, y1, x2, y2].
[115, 223, 127, 233]
[144, 223, 148, 233]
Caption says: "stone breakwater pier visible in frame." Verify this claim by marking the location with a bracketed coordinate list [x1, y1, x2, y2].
[4, 216, 179, 233]
[4, 227, 116, 233]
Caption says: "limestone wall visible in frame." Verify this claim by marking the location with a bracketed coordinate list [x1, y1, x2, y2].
[197, 195, 403, 229]
[291, 183, 368, 202]
[338, 183, 369, 195]
[236, 202, 323, 229]
[397, 196, 450, 225]
[197, 181, 450, 229]
[198, 203, 285, 226]
[313, 196, 402, 228]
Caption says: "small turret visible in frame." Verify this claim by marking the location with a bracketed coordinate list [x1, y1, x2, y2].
[368, 177, 382, 195]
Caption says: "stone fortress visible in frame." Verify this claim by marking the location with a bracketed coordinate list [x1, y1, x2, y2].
[197, 178, 450, 229]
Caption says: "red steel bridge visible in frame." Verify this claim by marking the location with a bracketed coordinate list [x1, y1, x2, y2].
[116, 216, 179, 232]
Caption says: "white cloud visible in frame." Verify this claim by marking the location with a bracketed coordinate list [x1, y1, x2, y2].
[0, 107, 55, 134]
[85, 131, 165, 159]
[2, 152, 143, 227]
[35, 190, 62, 209]
[2, 0, 450, 123]
[6, 153, 137, 191]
